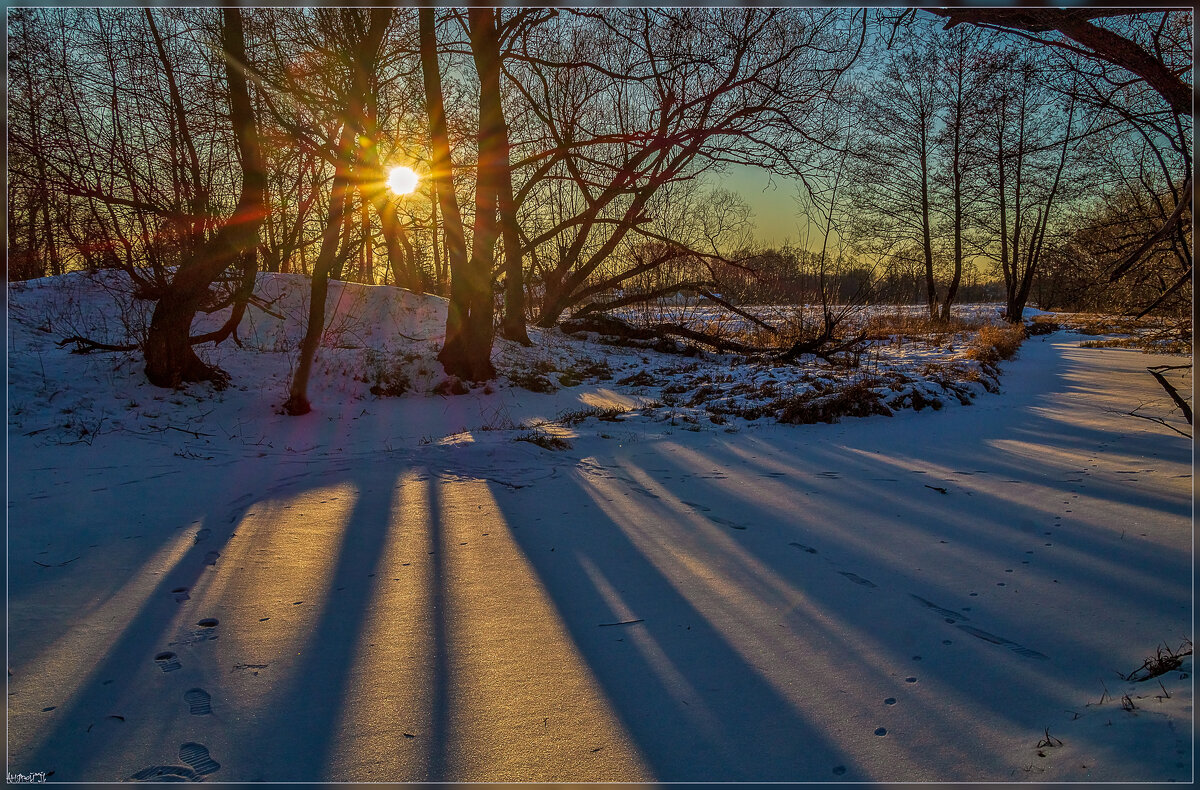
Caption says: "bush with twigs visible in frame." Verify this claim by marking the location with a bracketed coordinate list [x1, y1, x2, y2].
[966, 323, 1026, 364]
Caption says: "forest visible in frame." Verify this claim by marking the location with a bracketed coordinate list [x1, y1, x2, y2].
[7, 8, 1192, 397]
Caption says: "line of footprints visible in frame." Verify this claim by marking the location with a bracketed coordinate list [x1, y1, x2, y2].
[830, 676, 920, 777]
[132, 527, 222, 782]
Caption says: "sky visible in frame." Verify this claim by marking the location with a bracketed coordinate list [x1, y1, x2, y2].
[716, 165, 808, 249]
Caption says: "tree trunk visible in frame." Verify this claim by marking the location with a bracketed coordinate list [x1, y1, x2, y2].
[422, 7, 495, 381]
[430, 195, 445, 292]
[375, 195, 409, 289]
[919, 139, 938, 319]
[996, 114, 1012, 316]
[1008, 209, 1042, 322]
[939, 97, 964, 322]
[282, 124, 356, 415]
[1008, 95, 1074, 323]
[469, 11, 531, 345]
[143, 9, 265, 388]
[359, 187, 374, 284]
[444, 6, 503, 377]
[396, 223, 419, 289]
[1008, 92, 1027, 320]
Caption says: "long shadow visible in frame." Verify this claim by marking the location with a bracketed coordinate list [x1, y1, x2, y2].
[14, 444, 441, 781]
[11, 334, 1189, 782]
[13, 454, 275, 779]
[702, 352, 1192, 648]
[243, 466, 400, 780]
[707, 435, 1191, 612]
[481, 337, 1191, 780]
[425, 470, 453, 782]
[491, 482, 862, 780]
[654, 435, 1189, 675]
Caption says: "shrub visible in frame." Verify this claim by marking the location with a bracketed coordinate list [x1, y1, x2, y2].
[515, 428, 572, 450]
[617, 370, 657, 387]
[775, 378, 892, 424]
[362, 349, 411, 397]
[1026, 318, 1059, 336]
[558, 404, 628, 425]
[966, 323, 1026, 364]
[507, 369, 557, 393]
[864, 312, 985, 343]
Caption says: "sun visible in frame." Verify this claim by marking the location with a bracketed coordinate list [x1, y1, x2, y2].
[386, 166, 419, 196]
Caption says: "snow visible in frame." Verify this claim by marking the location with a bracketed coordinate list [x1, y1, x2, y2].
[6, 272, 1193, 782]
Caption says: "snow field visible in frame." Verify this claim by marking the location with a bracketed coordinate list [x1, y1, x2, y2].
[6, 271, 1192, 782]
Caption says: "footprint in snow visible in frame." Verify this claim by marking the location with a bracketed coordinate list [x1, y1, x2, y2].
[710, 517, 747, 531]
[956, 624, 1048, 660]
[194, 528, 211, 544]
[179, 742, 221, 775]
[184, 688, 212, 716]
[789, 542, 817, 554]
[85, 714, 126, 734]
[154, 652, 181, 673]
[171, 587, 190, 603]
[170, 620, 219, 647]
[203, 551, 220, 566]
[910, 594, 969, 622]
[838, 571, 877, 588]
[130, 765, 198, 782]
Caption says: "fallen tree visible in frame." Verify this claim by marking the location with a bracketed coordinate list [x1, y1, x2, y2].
[560, 311, 866, 364]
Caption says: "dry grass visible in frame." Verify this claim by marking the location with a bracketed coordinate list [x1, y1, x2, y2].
[515, 428, 572, 451]
[863, 313, 987, 344]
[1120, 639, 1193, 682]
[775, 378, 892, 424]
[1057, 312, 1187, 334]
[557, 404, 628, 425]
[965, 323, 1026, 364]
[1024, 312, 1190, 353]
[1078, 336, 1191, 354]
[1027, 316, 1060, 336]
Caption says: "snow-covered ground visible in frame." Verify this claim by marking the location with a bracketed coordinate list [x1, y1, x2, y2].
[6, 272, 1193, 782]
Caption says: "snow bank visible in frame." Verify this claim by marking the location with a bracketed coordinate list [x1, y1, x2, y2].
[8, 270, 1011, 449]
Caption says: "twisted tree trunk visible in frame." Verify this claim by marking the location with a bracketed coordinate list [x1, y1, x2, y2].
[143, 9, 265, 388]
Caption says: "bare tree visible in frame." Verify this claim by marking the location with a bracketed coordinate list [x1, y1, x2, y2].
[420, 8, 495, 381]
[142, 9, 266, 387]
[932, 27, 992, 321]
[847, 33, 941, 317]
[503, 8, 865, 327]
[472, 9, 552, 345]
[980, 54, 1082, 323]
[8, 9, 269, 380]
[924, 8, 1192, 288]
[7, 9, 64, 280]
[273, 9, 392, 414]
[926, 8, 1191, 116]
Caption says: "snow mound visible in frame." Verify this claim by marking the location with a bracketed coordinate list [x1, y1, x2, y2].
[9, 270, 1010, 452]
